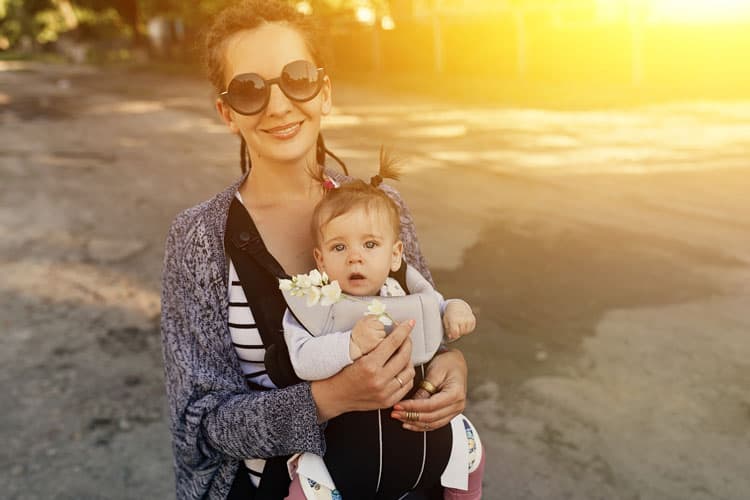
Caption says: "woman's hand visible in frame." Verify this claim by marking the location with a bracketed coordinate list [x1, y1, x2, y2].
[390, 348, 467, 432]
[311, 320, 416, 423]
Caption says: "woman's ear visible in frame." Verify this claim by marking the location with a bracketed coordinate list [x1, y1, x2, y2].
[390, 240, 404, 272]
[321, 75, 332, 115]
[216, 98, 241, 135]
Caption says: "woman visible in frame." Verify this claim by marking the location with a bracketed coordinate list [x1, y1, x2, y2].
[160, 1, 469, 498]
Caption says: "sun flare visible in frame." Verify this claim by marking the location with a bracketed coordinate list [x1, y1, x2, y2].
[649, 0, 750, 22]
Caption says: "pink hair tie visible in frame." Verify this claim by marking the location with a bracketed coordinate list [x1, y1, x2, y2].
[322, 178, 336, 191]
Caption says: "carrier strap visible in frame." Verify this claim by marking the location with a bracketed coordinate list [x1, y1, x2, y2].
[225, 197, 302, 389]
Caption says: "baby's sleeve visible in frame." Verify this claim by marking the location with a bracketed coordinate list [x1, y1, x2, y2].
[283, 310, 355, 381]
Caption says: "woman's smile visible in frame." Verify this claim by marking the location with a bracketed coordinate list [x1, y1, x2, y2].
[262, 120, 303, 140]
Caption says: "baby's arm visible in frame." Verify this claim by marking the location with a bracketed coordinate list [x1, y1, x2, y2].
[283, 310, 355, 381]
[405, 264, 476, 342]
[351, 315, 387, 359]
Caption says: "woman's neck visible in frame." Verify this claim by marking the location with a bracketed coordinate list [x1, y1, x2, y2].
[239, 156, 321, 209]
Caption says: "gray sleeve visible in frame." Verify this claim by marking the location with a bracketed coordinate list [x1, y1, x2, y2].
[283, 310, 354, 381]
[160, 215, 326, 472]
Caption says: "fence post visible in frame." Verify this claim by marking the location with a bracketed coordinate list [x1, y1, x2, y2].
[431, 7, 444, 73]
[629, 0, 646, 87]
[513, 8, 528, 80]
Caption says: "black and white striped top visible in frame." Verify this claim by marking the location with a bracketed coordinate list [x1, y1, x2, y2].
[228, 262, 276, 391]
[228, 194, 278, 485]
[228, 259, 276, 485]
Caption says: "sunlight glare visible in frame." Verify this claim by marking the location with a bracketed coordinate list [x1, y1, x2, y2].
[650, 0, 750, 22]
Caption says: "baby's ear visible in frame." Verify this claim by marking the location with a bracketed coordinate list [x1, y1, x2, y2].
[390, 240, 404, 272]
[313, 247, 325, 271]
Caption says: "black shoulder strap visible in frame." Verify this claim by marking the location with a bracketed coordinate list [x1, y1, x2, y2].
[389, 260, 410, 294]
[225, 197, 302, 389]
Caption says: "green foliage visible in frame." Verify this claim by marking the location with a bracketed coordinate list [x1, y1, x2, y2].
[0, 0, 392, 52]
[0, 0, 57, 48]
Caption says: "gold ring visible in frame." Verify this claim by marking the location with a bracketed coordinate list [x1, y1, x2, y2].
[395, 376, 404, 388]
[405, 411, 420, 422]
[419, 380, 438, 395]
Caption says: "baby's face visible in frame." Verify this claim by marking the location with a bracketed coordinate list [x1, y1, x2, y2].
[314, 206, 403, 296]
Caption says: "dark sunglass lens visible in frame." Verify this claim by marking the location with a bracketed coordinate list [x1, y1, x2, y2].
[281, 60, 321, 101]
[227, 73, 266, 114]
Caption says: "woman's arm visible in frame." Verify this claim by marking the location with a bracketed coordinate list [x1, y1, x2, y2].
[381, 184, 435, 285]
[161, 218, 325, 469]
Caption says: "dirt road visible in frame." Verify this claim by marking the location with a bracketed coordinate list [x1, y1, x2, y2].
[1, 61, 749, 500]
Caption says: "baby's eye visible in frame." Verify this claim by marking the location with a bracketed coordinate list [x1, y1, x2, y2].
[332, 243, 345, 252]
[364, 241, 378, 249]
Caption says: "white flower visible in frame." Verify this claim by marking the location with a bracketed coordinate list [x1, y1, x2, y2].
[278, 279, 293, 291]
[320, 281, 342, 306]
[309, 269, 324, 287]
[295, 273, 312, 289]
[365, 299, 393, 325]
[366, 298, 387, 316]
[306, 285, 321, 306]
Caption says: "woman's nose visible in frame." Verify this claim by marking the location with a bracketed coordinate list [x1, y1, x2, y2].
[265, 83, 292, 117]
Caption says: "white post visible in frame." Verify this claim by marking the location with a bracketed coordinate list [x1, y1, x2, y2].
[372, 25, 382, 72]
[513, 8, 527, 80]
[431, 0, 444, 73]
[629, 0, 645, 87]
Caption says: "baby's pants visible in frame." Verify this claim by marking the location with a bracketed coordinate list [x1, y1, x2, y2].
[285, 449, 485, 500]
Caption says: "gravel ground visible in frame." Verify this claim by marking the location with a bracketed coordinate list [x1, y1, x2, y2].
[1, 61, 749, 500]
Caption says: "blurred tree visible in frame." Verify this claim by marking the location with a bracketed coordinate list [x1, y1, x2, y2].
[0, 0, 55, 49]
[0, 0, 392, 53]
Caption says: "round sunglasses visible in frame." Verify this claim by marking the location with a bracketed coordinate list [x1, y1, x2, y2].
[220, 59, 325, 115]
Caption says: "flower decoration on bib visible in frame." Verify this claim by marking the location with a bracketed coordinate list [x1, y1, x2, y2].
[279, 270, 393, 324]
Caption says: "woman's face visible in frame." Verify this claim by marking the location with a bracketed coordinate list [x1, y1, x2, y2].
[216, 23, 331, 167]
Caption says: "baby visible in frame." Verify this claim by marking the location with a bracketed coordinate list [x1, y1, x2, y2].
[279, 155, 485, 500]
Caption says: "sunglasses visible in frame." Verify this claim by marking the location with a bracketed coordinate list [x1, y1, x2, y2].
[220, 59, 325, 115]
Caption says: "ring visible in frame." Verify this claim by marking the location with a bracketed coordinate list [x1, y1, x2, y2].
[422, 423, 430, 431]
[395, 376, 404, 388]
[419, 380, 438, 395]
[405, 411, 420, 422]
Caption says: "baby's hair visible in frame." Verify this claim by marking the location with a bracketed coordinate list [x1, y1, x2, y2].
[310, 147, 402, 247]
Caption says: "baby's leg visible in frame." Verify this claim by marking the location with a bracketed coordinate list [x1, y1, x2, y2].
[443, 448, 486, 500]
[284, 453, 340, 500]
[285, 474, 307, 500]
[285, 474, 341, 500]
[443, 416, 486, 500]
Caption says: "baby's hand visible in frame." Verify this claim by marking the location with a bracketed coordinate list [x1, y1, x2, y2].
[443, 300, 476, 341]
[350, 315, 387, 359]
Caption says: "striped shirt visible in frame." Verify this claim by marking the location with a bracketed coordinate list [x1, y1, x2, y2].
[228, 193, 279, 486]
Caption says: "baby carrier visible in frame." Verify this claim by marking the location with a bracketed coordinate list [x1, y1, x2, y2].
[226, 197, 450, 499]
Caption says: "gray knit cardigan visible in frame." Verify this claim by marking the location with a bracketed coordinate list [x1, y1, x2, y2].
[160, 173, 432, 499]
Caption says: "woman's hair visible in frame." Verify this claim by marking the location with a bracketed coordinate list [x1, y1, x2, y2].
[310, 148, 402, 247]
[203, 0, 346, 175]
